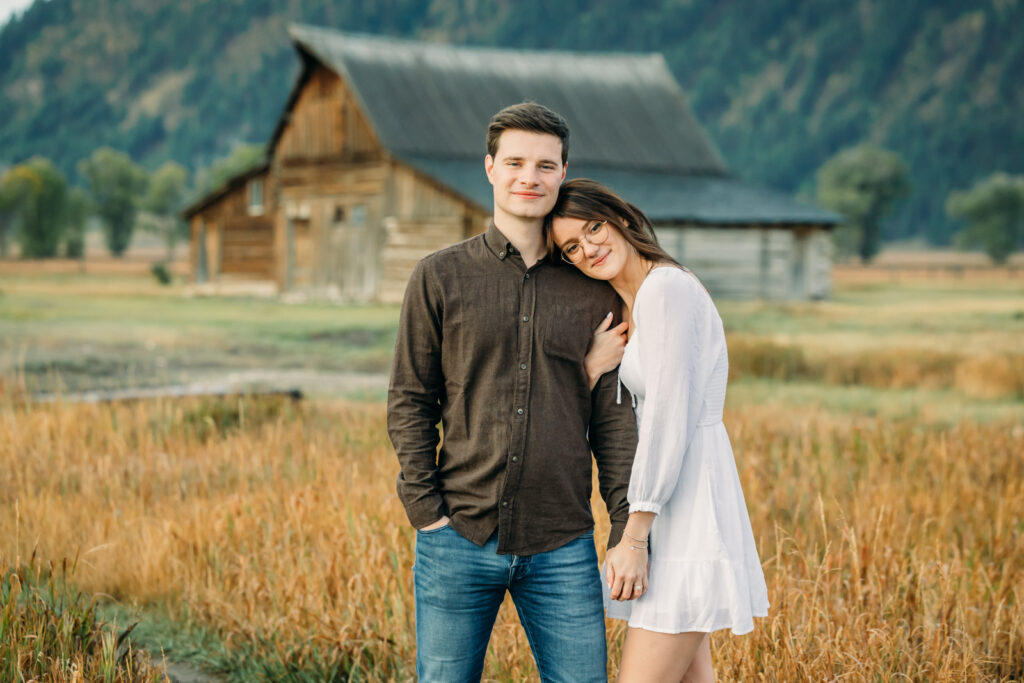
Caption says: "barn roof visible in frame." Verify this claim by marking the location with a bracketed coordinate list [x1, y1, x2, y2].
[287, 24, 727, 175]
[405, 157, 839, 225]
[182, 160, 268, 219]
[287, 25, 837, 226]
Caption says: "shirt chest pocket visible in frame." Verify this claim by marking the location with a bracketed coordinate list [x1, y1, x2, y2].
[541, 310, 591, 364]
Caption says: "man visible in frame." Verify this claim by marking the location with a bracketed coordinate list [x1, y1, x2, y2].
[387, 102, 637, 682]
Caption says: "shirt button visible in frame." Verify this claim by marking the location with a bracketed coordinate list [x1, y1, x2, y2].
[522, 315, 529, 322]
[525, 273, 530, 279]
[502, 500, 509, 508]
[520, 363, 527, 370]
[512, 456, 519, 463]
[499, 251, 505, 258]
[517, 408, 524, 415]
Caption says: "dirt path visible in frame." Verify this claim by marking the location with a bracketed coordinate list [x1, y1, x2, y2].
[163, 661, 225, 683]
[31, 369, 390, 403]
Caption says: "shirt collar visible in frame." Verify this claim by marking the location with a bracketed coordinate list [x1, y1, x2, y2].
[484, 220, 515, 260]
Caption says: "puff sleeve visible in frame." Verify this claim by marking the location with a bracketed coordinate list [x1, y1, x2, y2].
[627, 269, 723, 514]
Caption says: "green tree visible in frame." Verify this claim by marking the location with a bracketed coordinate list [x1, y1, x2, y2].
[946, 173, 1024, 265]
[196, 143, 265, 193]
[0, 167, 27, 257]
[64, 187, 93, 259]
[816, 145, 911, 262]
[78, 148, 149, 257]
[1, 158, 69, 258]
[144, 160, 189, 261]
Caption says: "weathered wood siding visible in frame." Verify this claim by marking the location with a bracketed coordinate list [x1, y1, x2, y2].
[188, 170, 276, 284]
[379, 216, 465, 303]
[276, 162, 388, 299]
[654, 225, 832, 300]
[376, 162, 490, 302]
[276, 64, 378, 163]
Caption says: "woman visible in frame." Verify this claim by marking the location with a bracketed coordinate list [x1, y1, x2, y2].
[548, 179, 769, 682]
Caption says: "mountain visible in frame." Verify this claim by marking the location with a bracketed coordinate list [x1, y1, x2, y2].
[1, 0, 1021, 243]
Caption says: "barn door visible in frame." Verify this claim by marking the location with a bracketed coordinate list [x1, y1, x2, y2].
[328, 203, 372, 301]
[286, 213, 313, 289]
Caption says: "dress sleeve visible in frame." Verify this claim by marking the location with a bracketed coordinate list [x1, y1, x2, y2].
[628, 270, 722, 515]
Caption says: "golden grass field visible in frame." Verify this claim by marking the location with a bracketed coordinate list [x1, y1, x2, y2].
[1, 259, 1022, 680]
[2, 394, 1021, 681]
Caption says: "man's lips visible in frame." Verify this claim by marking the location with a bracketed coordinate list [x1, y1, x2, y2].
[513, 191, 543, 199]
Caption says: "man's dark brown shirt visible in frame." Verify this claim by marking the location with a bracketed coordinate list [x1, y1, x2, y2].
[387, 221, 638, 555]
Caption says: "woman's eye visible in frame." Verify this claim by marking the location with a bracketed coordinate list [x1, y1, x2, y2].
[588, 223, 602, 234]
[565, 244, 580, 255]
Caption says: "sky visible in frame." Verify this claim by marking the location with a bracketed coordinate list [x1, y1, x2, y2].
[0, 0, 35, 27]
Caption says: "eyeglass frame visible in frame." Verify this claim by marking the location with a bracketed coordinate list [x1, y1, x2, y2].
[559, 220, 609, 264]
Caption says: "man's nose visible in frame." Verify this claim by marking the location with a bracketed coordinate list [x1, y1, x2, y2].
[518, 165, 540, 185]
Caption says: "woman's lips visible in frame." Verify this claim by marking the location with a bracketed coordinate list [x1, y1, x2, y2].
[592, 252, 608, 267]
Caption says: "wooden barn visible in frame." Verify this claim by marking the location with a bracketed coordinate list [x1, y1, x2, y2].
[183, 25, 839, 302]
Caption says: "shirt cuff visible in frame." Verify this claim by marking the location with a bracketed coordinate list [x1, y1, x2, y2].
[628, 501, 663, 515]
[608, 520, 626, 550]
[402, 494, 447, 530]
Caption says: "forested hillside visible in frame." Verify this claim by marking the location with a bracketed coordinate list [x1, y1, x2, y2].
[1, 0, 1021, 243]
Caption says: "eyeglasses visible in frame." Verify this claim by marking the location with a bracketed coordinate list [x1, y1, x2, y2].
[560, 221, 609, 264]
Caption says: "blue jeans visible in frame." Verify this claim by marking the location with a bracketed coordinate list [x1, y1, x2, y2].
[414, 526, 607, 682]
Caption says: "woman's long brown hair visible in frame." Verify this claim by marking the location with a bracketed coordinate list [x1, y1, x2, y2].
[544, 178, 681, 269]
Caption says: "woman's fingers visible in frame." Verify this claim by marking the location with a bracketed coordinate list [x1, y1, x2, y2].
[593, 312, 613, 335]
[610, 571, 627, 601]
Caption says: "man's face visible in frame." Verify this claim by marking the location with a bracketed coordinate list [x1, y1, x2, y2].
[485, 129, 566, 223]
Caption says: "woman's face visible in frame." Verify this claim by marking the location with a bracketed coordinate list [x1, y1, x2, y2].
[550, 215, 630, 281]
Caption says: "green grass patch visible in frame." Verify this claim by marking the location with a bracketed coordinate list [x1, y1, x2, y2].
[1, 555, 165, 682]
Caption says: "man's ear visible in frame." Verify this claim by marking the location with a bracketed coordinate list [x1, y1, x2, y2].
[560, 162, 567, 183]
[484, 154, 495, 184]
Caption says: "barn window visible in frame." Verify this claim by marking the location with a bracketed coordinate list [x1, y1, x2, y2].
[247, 178, 264, 216]
[350, 205, 366, 226]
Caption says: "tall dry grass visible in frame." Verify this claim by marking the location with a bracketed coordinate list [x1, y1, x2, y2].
[728, 338, 1024, 399]
[1, 395, 1021, 680]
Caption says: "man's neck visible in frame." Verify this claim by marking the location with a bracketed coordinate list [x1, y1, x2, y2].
[493, 210, 546, 268]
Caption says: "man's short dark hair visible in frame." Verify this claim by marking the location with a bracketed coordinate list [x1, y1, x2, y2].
[486, 102, 570, 165]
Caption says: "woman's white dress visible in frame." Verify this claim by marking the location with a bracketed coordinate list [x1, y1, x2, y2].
[605, 267, 769, 635]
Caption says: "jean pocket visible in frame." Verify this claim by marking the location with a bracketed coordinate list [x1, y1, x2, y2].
[417, 523, 451, 535]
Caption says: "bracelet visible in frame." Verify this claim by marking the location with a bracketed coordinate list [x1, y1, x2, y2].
[629, 544, 648, 552]
[623, 530, 648, 545]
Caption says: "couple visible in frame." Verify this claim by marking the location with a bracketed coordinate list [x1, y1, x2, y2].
[387, 102, 769, 682]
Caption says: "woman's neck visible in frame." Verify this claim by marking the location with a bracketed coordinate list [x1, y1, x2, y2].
[610, 251, 657, 314]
